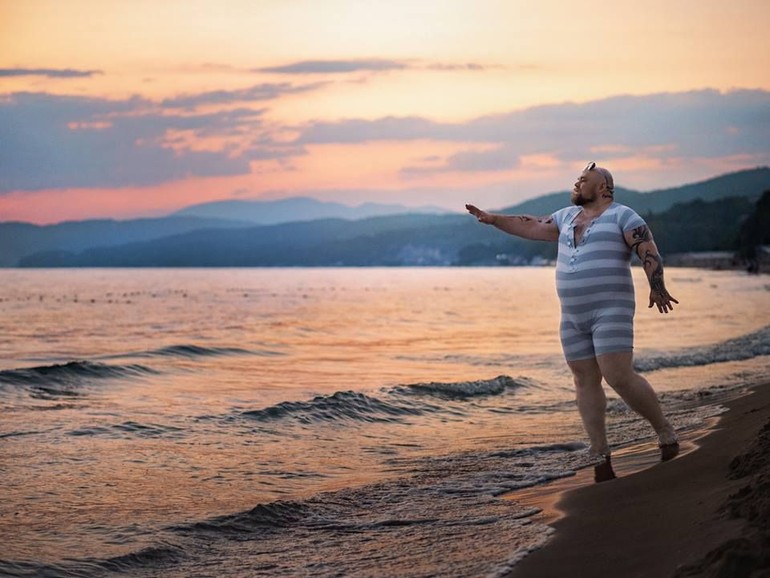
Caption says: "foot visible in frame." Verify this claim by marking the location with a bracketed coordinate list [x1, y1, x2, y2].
[659, 441, 680, 462]
[657, 423, 680, 461]
[594, 459, 617, 483]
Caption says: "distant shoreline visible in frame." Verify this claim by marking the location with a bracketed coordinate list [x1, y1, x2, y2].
[3, 259, 768, 273]
[665, 250, 769, 274]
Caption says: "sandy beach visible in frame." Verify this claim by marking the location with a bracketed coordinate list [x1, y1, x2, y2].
[508, 382, 770, 578]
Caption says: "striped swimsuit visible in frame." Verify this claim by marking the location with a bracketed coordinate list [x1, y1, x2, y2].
[551, 203, 646, 362]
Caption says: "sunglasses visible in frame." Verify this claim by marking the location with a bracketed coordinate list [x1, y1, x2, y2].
[584, 161, 596, 172]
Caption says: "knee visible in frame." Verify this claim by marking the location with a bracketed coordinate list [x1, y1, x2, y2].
[572, 373, 596, 390]
[602, 367, 637, 391]
[596, 352, 639, 391]
[570, 366, 602, 391]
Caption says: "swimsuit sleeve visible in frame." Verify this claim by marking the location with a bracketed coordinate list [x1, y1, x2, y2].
[551, 207, 572, 230]
[616, 205, 647, 233]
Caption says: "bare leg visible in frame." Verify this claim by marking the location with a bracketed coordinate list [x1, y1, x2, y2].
[567, 357, 610, 455]
[596, 351, 678, 445]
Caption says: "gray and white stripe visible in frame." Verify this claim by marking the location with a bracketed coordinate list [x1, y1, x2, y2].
[551, 203, 645, 361]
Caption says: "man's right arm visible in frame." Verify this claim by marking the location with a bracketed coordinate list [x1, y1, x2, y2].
[465, 204, 559, 241]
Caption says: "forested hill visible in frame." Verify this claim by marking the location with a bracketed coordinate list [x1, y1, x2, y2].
[499, 166, 770, 216]
[11, 167, 770, 267]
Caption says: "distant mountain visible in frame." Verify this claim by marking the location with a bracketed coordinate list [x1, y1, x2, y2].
[15, 196, 760, 268]
[171, 196, 450, 224]
[11, 167, 770, 268]
[0, 216, 250, 267]
[17, 214, 470, 267]
[499, 167, 770, 216]
[0, 199, 447, 267]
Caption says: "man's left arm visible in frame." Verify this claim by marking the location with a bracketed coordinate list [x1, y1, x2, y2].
[625, 225, 679, 314]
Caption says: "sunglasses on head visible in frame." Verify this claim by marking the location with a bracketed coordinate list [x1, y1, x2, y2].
[584, 161, 596, 172]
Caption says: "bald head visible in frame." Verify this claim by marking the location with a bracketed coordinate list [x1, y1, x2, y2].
[582, 161, 614, 194]
[593, 165, 614, 192]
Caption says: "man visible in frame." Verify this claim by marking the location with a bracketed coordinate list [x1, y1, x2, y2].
[466, 162, 680, 465]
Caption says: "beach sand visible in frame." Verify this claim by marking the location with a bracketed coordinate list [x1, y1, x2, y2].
[507, 382, 770, 578]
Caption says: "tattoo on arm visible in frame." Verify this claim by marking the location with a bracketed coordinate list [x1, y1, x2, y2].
[515, 215, 553, 224]
[630, 225, 652, 257]
[643, 250, 667, 294]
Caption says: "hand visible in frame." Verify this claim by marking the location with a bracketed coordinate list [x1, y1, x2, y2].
[465, 204, 495, 225]
[649, 289, 679, 314]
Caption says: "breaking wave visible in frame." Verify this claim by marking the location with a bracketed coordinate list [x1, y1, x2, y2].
[69, 420, 185, 439]
[0, 544, 186, 578]
[636, 326, 770, 372]
[242, 376, 529, 425]
[242, 391, 439, 424]
[392, 375, 528, 400]
[0, 361, 157, 398]
[177, 500, 318, 537]
[134, 344, 277, 359]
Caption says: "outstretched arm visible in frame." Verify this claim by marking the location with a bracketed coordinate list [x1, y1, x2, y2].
[465, 204, 559, 241]
[625, 225, 679, 314]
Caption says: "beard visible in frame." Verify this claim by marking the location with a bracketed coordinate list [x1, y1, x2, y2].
[572, 193, 588, 206]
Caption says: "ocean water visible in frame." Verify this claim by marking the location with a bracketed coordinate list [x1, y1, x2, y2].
[1, 267, 769, 577]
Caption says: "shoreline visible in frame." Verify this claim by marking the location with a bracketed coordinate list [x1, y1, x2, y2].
[506, 381, 770, 578]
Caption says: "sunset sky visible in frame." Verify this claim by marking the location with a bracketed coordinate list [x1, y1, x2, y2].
[2, 0, 769, 224]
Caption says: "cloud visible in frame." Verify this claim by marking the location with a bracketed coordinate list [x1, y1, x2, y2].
[402, 144, 521, 176]
[243, 138, 308, 162]
[256, 59, 409, 74]
[256, 58, 495, 75]
[297, 115, 448, 143]
[294, 89, 770, 172]
[3, 87, 768, 195]
[424, 62, 495, 72]
[0, 92, 280, 192]
[0, 68, 103, 78]
[162, 81, 327, 109]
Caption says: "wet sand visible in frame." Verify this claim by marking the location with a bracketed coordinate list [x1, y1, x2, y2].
[507, 382, 770, 578]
